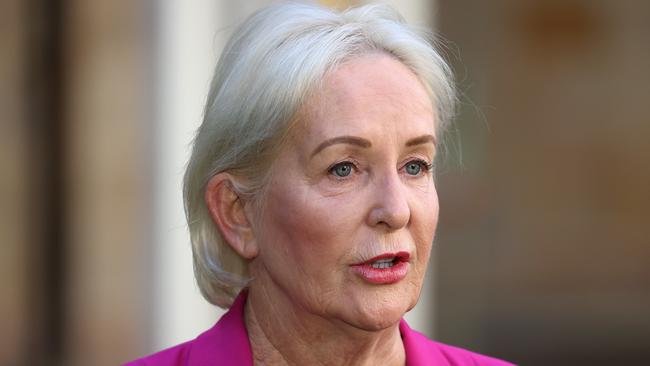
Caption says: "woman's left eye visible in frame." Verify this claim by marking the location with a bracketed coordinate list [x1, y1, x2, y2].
[329, 162, 355, 177]
[404, 159, 431, 176]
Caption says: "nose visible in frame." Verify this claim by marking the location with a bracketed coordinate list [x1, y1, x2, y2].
[367, 172, 411, 230]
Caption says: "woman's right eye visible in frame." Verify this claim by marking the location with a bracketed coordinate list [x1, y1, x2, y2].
[329, 162, 354, 177]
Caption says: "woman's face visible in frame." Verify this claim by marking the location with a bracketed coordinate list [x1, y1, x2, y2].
[249, 54, 438, 331]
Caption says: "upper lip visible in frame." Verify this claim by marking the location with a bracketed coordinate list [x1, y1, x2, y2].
[353, 251, 411, 265]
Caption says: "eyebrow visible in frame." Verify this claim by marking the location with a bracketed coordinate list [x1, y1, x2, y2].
[405, 134, 437, 147]
[311, 134, 437, 157]
[311, 136, 372, 157]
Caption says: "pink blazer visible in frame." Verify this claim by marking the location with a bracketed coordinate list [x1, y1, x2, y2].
[123, 292, 514, 366]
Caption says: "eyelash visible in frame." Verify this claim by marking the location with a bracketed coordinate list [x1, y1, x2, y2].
[327, 159, 433, 179]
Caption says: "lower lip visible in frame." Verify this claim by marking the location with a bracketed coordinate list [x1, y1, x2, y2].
[350, 261, 409, 284]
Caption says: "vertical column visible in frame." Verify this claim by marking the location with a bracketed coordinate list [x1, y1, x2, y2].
[63, 1, 151, 364]
[151, 0, 223, 350]
[0, 0, 30, 364]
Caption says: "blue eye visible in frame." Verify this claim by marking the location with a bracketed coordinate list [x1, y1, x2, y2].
[405, 162, 421, 175]
[405, 160, 430, 176]
[330, 162, 354, 177]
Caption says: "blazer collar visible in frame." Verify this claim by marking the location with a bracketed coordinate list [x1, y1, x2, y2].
[187, 290, 253, 366]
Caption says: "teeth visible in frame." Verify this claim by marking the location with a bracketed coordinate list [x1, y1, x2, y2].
[374, 258, 394, 264]
[371, 260, 395, 269]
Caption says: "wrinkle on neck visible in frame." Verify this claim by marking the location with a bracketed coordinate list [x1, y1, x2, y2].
[243, 282, 406, 366]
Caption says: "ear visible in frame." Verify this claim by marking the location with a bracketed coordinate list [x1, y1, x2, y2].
[205, 173, 259, 259]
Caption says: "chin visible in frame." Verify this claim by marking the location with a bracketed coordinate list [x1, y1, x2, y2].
[341, 286, 418, 332]
[348, 304, 409, 332]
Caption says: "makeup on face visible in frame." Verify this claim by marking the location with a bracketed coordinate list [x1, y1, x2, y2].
[249, 54, 439, 331]
[350, 251, 411, 284]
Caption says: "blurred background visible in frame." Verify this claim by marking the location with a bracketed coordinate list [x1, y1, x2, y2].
[1, 0, 649, 365]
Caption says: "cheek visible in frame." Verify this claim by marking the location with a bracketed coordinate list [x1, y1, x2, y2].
[413, 178, 439, 221]
[258, 183, 357, 272]
[412, 187, 439, 268]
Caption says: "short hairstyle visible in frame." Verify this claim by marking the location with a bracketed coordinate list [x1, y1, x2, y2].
[183, 2, 456, 308]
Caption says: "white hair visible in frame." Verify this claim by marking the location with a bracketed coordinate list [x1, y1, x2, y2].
[183, 2, 456, 308]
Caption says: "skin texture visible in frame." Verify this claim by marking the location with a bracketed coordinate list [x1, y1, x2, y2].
[208, 53, 439, 365]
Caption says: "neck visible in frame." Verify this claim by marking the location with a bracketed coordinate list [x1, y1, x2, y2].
[244, 281, 405, 366]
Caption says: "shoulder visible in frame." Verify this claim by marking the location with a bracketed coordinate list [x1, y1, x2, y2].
[433, 341, 516, 366]
[121, 340, 193, 366]
[121, 291, 253, 366]
[399, 319, 515, 366]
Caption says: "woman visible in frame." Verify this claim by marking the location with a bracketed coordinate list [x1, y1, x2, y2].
[126, 3, 513, 365]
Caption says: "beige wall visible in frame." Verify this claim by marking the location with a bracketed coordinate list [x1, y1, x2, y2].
[436, 0, 650, 364]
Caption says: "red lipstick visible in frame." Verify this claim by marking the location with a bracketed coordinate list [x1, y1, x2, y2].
[350, 251, 410, 284]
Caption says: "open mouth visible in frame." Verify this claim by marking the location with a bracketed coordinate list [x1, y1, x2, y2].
[362, 252, 410, 269]
[370, 258, 397, 269]
[350, 252, 411, 284]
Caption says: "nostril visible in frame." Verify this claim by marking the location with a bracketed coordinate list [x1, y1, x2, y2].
[368, 201, 410, 230]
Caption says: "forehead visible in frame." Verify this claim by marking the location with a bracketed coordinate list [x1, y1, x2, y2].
[294, 53, 435, 140]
